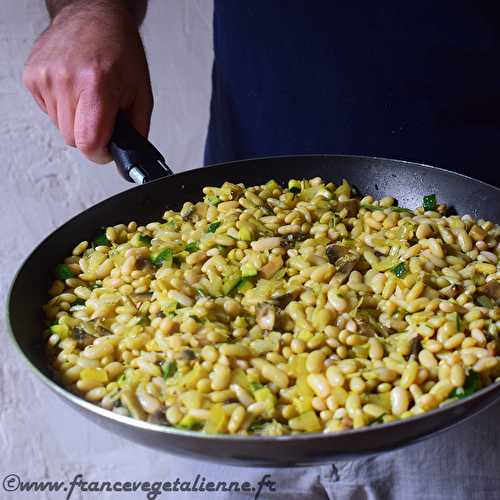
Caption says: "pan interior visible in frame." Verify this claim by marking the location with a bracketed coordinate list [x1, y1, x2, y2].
[7, 155, 500, 448]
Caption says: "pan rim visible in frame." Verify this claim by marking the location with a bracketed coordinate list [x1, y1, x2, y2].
[6, 153, 500, 443]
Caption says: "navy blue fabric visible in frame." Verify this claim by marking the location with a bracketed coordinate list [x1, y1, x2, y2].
[205, 1, 500, 186]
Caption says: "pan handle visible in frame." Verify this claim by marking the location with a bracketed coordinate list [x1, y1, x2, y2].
[109, 111, 174, 184]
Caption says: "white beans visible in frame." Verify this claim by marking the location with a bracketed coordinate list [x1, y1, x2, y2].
[43, 176, 500, 436]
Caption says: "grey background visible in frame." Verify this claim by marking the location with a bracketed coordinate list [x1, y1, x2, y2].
[0, 0, 251, 497]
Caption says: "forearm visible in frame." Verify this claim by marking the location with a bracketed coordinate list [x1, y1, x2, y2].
[45, 0, 148, 26]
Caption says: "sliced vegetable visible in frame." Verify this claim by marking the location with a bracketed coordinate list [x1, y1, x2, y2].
[289, 410, 321, 432]
[476, 295, 494, 308]
[423, 194, 437, 211]
[391, 207, 414, 214]
[360, 203, 381, 211]
[161, 361, 177, 379]
[49, 324, 69, 339]
[254, 387, 276, 413]
[265, 179, 280, 190]
[368, 413, 387, 426]
[151, 248, 173, 267]
[223, 274, 242, 295]
[55, 263, 75, 280]
[288, 179, 301, 194]
[204, 403, 228, 433]
[207, 221, 221, 233]
[177, 414, 203, 430]
[450, 371, 480, 399]
[391, 262, 409, 278]
[139, 235, 153, 246]
[92, 233, 110, 247]
[185, 242, 199, 253]
[206, 195, 220, 206]
[241, 263, 257, 277]
[248, 419, 267, 432]
[235, 278, 253, 293]
[80, 367, 108, 383]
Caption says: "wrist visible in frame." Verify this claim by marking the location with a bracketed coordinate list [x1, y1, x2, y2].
[50, 0, 140, 29]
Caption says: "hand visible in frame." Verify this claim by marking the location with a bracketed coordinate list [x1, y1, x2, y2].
[23, 1, 153, 163]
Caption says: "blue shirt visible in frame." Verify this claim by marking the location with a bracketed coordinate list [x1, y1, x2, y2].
[206, 1, 500, 186]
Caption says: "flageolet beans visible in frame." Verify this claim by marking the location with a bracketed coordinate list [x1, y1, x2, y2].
[44, 177, 500, 436]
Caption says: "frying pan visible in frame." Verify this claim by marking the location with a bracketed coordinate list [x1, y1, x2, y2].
[7, 114, 500, 466]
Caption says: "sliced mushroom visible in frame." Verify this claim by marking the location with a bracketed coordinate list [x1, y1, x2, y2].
[280, 232, 310, 249]
[337, 199, 360, 217]
[131, 292, 154, 304]
[479, 280, 500, 305]
[331, 252, 360, 284]
[180, 204, 195, 221]
[179, 349, 197, 361]
[440, 284, 463, 299]
[355, 319, 377, 337]
[271, 288, 302, 309]
[256, 304, 276, 331]
[72, 327, 94, 348]
[79, 320, 111, 338]
[410, 335, 422, 358]
[147, 407, 170, 426]
[326, 244, 350, 264]
[274, 311, 294, 332]
[260, 256, 284, 279]
[136, 257, 154, 271]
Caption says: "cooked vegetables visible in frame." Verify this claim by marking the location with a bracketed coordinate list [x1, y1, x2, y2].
[391, 262, 409, 278]
[44, 177, 500, 436]
[92, 234, 110, 248]
[423, 194, 437, 212]
[55, 263, 74, 280]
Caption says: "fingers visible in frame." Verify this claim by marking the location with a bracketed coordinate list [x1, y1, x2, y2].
[22, 66, 48, 113]
[126, 81, 154, 138]
[56, 92, 76, 147]
[74, 86, 118, 163]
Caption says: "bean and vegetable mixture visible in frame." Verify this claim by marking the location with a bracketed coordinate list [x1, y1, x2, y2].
[44, 178, 500, 435]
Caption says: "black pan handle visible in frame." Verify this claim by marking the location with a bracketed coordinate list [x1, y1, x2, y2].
[109, 111, 174, 184]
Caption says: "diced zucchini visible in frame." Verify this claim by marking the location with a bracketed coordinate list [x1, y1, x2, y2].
[290, 410, 321, 432]
[179, 364, 206, 390]
[293, 396, 313, 414]
[161, 361, 177, 379]
[180, 390, 203, 410]
[178, 414, 202, 430]
[231, 368, 252, 393]
[265, 179, 280, 190]
[223, 274, 242, 295]
[55, 264, 75, 280]
[206, 195, 220, 206]
[254, 387, 276, 413]
[241, 263, 257, 277]
[185, 242, 199, 253]
[207, 221, 221, 233]
[139, 235, 153, 246]
[423, 194, 437, 211]
[391, 262, 409, 278]
[92, 233, 110, 248]
[151, 248, 173, 267]
[49, 324, 69, 339]
[238, 222, 253, 241]
[80, 367, 109, 384]
[204, 403, 228, 434]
